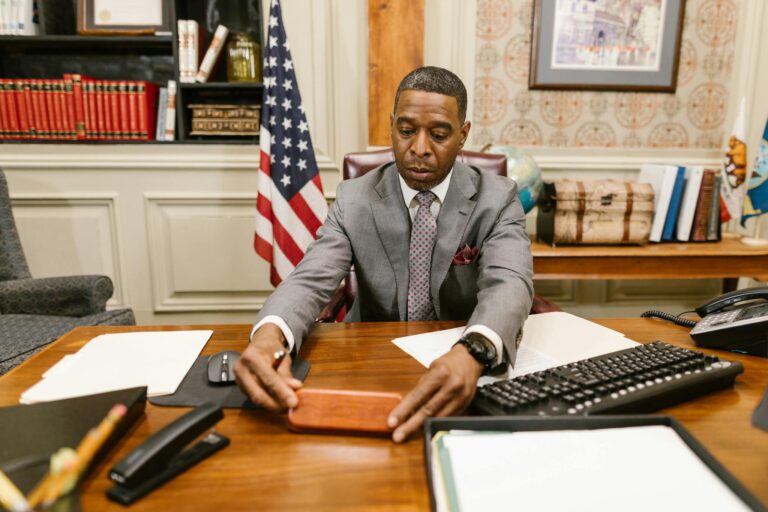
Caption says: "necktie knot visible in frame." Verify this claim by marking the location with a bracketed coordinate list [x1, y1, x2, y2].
[416, 191, 436, 209]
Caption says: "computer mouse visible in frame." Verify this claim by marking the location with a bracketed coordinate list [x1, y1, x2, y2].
[206, 350, 241, 384]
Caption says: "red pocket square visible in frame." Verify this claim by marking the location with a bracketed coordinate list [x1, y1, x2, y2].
[452, 244, 479, 265]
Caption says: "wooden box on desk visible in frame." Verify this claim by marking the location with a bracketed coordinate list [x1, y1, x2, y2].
[188, 103, 260, 136]
[537, 180, 654, 246]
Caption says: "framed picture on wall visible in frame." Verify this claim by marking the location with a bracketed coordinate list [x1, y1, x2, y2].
[77, 0, 173, 35]
[529, 0, 686, 92]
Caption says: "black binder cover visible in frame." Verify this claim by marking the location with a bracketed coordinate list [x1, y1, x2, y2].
[424, 415, 765, 512]
[148, 356, 310, 409]
[0, 387, 147, 494]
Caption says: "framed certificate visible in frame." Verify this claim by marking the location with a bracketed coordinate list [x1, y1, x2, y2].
[77, 0, 172, 35]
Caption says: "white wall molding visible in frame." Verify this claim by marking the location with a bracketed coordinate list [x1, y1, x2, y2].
[11, 194, 126, 308]
[144, 193, 274, 312]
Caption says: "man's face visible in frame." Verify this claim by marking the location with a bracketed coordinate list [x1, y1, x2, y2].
[390, 90, 471, 191]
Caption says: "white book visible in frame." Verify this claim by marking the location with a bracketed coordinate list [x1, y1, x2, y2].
[18, 0, 38, 35]
[1, 0, 11, 34]
[9, 0, 17, 34]
[196, 24, 229, 83]
[186, 20, 200, 77]
[675, 166, 704, 241]
[155, 87, 168, 141]
[164, 80, 177, 140]
[637, 164, 679, 242]
[177, 19, 192, 82]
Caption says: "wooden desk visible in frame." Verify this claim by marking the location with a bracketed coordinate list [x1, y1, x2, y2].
[531, 236, 768, 281]
[1, 320, 766, 510]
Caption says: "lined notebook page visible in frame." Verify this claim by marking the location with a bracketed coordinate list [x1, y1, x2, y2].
[434, 426, 749, 512]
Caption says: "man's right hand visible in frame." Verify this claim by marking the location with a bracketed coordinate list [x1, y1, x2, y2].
[234, 323, 303, 411]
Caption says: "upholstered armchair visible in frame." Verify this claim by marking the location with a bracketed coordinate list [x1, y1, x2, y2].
[0, 170, 135, 374]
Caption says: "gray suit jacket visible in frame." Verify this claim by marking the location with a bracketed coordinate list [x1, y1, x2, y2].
[255, 161, 534, 363]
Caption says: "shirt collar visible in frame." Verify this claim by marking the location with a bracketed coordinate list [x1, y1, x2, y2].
[398, 167, 454, 207]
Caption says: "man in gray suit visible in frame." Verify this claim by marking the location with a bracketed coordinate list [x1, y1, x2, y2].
[236, 66, 533, 442]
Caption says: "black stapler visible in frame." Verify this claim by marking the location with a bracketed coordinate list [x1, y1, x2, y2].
[106, 402, 229, 505]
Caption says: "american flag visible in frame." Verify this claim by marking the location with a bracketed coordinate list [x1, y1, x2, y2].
[254, 0, 327, 286]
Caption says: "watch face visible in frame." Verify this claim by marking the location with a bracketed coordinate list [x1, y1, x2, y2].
[465, 334, 496, 365]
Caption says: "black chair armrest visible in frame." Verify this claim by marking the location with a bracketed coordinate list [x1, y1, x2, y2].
[0, 275, 113, 316]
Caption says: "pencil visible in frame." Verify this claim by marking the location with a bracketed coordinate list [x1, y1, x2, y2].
[0, 469, 28, 512]
[28, 403, 128, 508]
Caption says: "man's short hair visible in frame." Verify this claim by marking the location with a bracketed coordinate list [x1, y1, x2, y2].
[393, 66, 467, 123]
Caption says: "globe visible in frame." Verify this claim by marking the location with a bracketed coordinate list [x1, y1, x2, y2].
[486, 145, 543, 214]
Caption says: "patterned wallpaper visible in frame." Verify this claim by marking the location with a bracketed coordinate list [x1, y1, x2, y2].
[473, 0, 739, 149]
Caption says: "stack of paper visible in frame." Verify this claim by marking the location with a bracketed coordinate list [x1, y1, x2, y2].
[20, 331, 212, 404]
[431, 426, 750, 512]
[391, 312, 638, 383]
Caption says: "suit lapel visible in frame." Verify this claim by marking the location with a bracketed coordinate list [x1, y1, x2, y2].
[431, 163, 478, 318]
[371, 165, 411, 320]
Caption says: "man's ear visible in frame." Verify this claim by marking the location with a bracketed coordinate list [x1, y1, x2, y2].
[459, 121, 471, 147]
[390, 112, 395, 127]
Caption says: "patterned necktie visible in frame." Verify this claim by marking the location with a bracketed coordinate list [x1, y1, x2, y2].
[408, 191, 438, 320]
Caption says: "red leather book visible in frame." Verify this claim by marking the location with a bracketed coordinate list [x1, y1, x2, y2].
[127, 81, 139, 139]
[94, 79, 106, 139]
[691, 169, 717, 242]
[64, 74, 87, 140]
[30, 80, 49, 140]
[20, 80, 36, 138]
[84, 78, 98, 140]
[60, 78, 75, 139]
[5, 80, 22, 139]
[135, 81, 160, 140]
[118, 80, 130, 139]
[107, 81, 121, 140]
[10, 80, 28, 139]
[50, 80, 65, 140]
[43, 80, 59, 139]
[0, 79, 9, 139]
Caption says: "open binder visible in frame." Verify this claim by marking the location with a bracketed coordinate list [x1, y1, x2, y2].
[424, 416, 764, 512]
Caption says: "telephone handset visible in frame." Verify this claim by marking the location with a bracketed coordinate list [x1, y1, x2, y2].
[695, 286, 768, 317]
[689, 286, 768, 357]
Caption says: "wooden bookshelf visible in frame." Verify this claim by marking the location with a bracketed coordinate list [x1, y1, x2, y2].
[0, 0, 263, 144]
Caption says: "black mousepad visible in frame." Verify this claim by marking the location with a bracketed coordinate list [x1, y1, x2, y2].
[148, 356, 310, 409]
[753, 384, 768, 431]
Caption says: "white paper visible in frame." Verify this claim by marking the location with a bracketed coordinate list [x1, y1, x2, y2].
[20, 330, 212, 403]
[93, 0, 162, 26]
[391, 312, 638, 378]
[436, 426, 750, 512]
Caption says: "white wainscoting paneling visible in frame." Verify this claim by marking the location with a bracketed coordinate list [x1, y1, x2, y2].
[12, 195, 125, 308]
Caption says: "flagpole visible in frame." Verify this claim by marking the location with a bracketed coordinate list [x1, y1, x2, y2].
[741, 215, 768, 246]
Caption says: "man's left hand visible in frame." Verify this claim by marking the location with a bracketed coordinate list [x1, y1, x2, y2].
[387, 344, 484, 443]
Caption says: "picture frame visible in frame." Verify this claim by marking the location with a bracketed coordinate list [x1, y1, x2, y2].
[529, 0, 686, 92]
[77, 0, 173, 35]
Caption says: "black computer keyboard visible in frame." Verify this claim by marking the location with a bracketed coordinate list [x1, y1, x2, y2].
[473, 341, 743, 416]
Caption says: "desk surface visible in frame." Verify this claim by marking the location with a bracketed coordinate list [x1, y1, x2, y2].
[1, 320, 766, 511]
[531, 235, 768, 280]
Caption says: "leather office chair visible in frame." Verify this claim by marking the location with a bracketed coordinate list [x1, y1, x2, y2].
[0, 170, 136, 374]
[315, 149, 559, 322]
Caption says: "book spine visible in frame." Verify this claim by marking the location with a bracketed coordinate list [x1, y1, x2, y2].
[661, 168, 686, 242]
[62, 77, 77, 140]
[11, 80, 28, 139]
[118, 80, 129, 140]
[66, 74, 87, 140]
[85, 79, 97, 140]
[155, 87, 168, 141]
[164, 80, 177, 140]
[94, 79, 106, 139]
[706, 174, 723, 241]
[187, 20, 199, 80]
[108, 81, 121, 140]
[21, 80, 36, 138]
[30, 79, 48, 139]
[43, 79, 59, 139]
[177, 19, 191, 82]
[5, 79, 21, 138]
[127, 81, 139, 139]
[691, 170, 715, 242]
[0, 79, 8, 138]
[196, 24, 229, 83]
